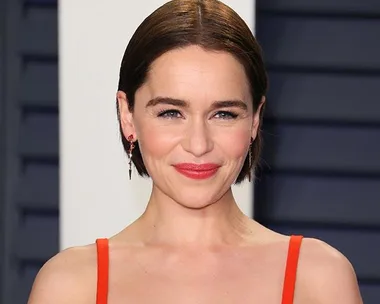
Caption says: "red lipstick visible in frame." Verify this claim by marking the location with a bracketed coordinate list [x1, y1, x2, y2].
[173, 163, 220, 180]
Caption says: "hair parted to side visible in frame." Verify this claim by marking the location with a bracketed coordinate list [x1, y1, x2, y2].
[117, 0, 268, 183]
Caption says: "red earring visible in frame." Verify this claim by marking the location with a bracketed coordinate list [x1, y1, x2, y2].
[127, 134, 135, 180]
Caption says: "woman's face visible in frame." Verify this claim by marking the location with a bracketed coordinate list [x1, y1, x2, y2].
[118, 45, 262, 208]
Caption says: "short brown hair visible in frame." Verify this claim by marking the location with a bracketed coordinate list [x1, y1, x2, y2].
[117, 0, 268, 183]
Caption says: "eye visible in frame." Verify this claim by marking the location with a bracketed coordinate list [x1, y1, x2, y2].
[157, 109, 182, 119]
[214, 111, 238, 119]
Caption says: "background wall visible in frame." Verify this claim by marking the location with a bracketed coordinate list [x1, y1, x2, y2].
[59, 0, 256, 250]
[0, 0, 59, 303]
[0, 0, 379, 303]
[254, 1, 380, 303]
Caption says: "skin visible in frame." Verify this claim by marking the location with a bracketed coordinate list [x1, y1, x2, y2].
[28, 46, 363, 303]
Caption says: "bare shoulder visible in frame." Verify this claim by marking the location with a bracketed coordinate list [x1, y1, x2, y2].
[296, 237, 363, 304]
[27, 243, 97, 304]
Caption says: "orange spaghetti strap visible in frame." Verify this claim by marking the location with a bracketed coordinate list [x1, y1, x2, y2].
[96, 238, 109, 304]
[281, 235, 303, 304]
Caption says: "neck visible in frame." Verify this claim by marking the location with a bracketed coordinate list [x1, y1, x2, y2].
[133, 185, 255, 248]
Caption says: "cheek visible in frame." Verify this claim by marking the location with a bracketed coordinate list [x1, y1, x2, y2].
[135, 122, 182, 161]
[217, 128, 251, 159]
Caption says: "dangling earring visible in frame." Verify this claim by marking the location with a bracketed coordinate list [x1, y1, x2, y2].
[127, 134, 135, 180]
[248, 138, 253, 182]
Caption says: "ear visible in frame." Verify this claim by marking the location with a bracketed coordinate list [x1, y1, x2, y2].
[117, 91, 137, 140]
[251, 96, 266, 140]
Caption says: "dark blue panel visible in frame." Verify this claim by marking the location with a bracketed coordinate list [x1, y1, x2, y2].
[360, 284, 380, 304]
[25, 0, 56, 4]
[258, 0, 380, 15]
[20, 61, 58, 107]
[21, 8, 57, 56]
[257, 174, 380, 226]
[19, 113, 58, 158]
[14, 264, 41, 304]
[262, 124, 380, 174]
[266, 226, 380, 280]
[256, 1, 380, 303]
[16, 163, 58, 210]
[2, 0, 58, 302]
[265, 72, 380, 123]
[15, 213, 58, 303]
[15, 213, 58, 260]
[257, 16, 380, 70]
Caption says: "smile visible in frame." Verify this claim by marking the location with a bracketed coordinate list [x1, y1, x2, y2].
[173, 163, 220, 180]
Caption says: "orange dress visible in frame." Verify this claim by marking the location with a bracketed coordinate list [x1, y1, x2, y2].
[96, 235, 303, 304]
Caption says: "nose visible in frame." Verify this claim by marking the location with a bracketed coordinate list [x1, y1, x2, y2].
[182, 118, 214, 157]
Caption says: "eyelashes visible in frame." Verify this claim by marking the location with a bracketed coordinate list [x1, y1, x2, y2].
[214, 111, 239, 119]
[157, 109, 182, 119]
[157, 109, 239, 120]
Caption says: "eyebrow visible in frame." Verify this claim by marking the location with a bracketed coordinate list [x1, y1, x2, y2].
[146, 97, 248, 111]
[146, 97, 188, 108]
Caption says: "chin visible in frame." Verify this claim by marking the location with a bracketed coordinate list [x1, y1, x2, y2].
[171, 187, 228, 210]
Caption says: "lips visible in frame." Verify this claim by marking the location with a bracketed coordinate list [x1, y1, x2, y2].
[173, 163, 220, 180]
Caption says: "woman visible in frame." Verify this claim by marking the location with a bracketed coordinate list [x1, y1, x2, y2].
[28, 0, 363, 303]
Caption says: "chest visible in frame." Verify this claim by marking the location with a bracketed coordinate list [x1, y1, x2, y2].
[106, 253, 286, 304]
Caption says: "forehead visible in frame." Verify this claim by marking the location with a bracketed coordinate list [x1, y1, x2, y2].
[138, 46, 251, 104]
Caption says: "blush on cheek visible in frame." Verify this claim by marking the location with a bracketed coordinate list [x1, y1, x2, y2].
[137, 125, 181, 167]
[220, 130, 251, 160]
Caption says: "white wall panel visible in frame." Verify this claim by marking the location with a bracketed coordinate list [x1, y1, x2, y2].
[59, 0, 256, 249]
